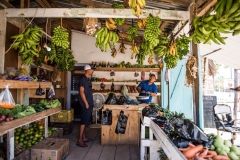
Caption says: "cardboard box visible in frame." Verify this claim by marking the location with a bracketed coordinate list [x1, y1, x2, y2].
[31, 138, 69, 160]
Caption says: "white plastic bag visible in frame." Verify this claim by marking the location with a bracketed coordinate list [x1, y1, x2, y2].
[0, 84, 15, 109]
[48, 85, 55, 99]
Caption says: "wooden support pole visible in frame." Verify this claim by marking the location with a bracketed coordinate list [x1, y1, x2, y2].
[5, 8, 189, 20]
[234, 69, 238, 121]
[0, 10, 7, 74]
[190, 4, 204, 128]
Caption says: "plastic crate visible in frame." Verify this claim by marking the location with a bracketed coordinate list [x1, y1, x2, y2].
[50, 109, 74, 123]
[49, 121, 73, 135]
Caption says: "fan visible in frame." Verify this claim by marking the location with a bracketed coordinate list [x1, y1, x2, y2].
[89, 93, 105, 128]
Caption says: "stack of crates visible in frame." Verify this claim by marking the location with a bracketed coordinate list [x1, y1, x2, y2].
[49, 109, 74, 135]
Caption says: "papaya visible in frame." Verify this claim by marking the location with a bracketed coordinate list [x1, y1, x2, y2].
[227, 151, 239, 160]
[230, 145, 240, 156]
[224, 140, 233, 147]
[216, 148, 223, 155]
[219, 149, 228, 156]
[211, 144, 216, 150]
[215, 135, 224, 143]
[214, 140, 224, 148]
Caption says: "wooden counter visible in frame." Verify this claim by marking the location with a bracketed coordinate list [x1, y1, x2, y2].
[101, 105, 141, 145]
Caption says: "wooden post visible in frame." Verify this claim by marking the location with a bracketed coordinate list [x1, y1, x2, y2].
[0, 10, 7, 74]
[7, 129, 14, 160]
[190, 4, 204, 128]
[45, 117, 49, 138]
[233, 69, 238, 141]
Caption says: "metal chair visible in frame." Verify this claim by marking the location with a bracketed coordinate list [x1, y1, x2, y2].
[213, 104, 240, 143]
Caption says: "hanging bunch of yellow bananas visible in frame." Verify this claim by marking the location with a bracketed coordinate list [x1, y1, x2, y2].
[130, 41, 139, 59]
[169, 39, 177, 56]
[118, 40, 127, 54]
[129, 0, 146, 17]
[137, 18, 147, 29]
[105, 18, 117, 30]
[148, 56, 154, 65]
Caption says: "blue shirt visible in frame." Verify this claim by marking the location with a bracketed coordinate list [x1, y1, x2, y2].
[138, 80, 158, 103]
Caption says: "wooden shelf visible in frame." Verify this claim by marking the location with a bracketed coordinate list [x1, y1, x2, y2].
[0, 80, 52, 89]
[95, 67, 161, 72]
[95, 92, 161, 96]
[0, 107, 61, 136]
[31, 63, 54, 71]
[92, 82, 161, 85]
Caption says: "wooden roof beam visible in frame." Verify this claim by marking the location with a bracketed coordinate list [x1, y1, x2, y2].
[0, 0, 14, 8]
[35, 0, 47, 8]
[42, 0, 53, 8]
[69, 0, 111, 8]
[159, 0, 193, 7]
[5, 8, 189, 20]
[48, 0, 59, 8]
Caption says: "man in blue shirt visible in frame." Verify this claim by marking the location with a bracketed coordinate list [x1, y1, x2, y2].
[77, 64, 95, 147]
[137, 74, 158, 103]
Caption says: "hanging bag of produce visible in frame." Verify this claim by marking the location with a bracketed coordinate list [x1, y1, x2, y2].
[48, 85, 55, 99]
[0, 84, 15, 109]
[115, 110, 128, 134]
[102, 108, 112, 125]
[105, 93, 118, 105]
[36, 83, 45, 96]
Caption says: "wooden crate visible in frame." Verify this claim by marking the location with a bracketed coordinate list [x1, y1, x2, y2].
[50, 109, 74, 123]
[48, 128, 63, 138]
[13, 148, 30, 160]
[101, 105, 140, 145]
[49, 121, 73, 135]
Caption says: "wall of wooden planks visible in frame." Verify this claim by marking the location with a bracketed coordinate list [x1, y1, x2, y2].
[101, 105, 140, 145]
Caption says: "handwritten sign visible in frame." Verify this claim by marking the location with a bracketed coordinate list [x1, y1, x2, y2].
[203, 96, 217, 128]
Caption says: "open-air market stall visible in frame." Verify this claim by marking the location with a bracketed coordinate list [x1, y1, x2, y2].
[1, 0, 240, 159]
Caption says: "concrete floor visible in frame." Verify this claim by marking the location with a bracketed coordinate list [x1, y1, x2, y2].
[63, 123, 140, 160]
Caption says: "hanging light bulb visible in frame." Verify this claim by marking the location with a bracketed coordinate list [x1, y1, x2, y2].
[43, 43, 51, 51]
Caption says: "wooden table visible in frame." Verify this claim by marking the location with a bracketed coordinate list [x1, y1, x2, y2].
[101, 105, 141, 145]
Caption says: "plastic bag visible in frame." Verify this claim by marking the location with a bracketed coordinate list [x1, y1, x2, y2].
[142, 107, 159, 118]
[48, 85, 55, 99]
[102, 108, 112, 125]
[36, 84, 45, 96]
[170, 117, 208, 143]
[0, 84, 15, 109]
[117, 96, 126, 105]
[105, 93, 118, 105]
[124, 95, 139, 105]
[172, 137, 191, 148]
[121, 85, 128, 96]
[115, 110, 128, 134]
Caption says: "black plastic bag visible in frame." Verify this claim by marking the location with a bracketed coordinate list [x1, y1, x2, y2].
[36, 84, 45, 96]
[170, 117, 208, 143]
[115, 110, 128, 134]
[172, 137, 191, 148]
[142, 107, 159, 118]
[203, 134, 215, 149]
[102, 108, 112, 125]
[105, 93, 118, 105]
[117, 96, 126, 105]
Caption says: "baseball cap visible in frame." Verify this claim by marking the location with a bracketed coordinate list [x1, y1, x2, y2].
[84, 64, 96, 71]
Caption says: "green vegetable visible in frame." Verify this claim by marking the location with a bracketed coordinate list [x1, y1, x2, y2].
[230, 145, 240, 156]
[14, 106, 36, 118]
[228, 151, 239, 160]
[224, 140, 232, 147]
[210, 144, 215, 150]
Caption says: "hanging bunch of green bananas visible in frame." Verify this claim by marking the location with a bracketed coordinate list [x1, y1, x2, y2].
[190, 0, 240, 45]
[135, 41, 153, 65]
[164, 54, 179, 69]
[127, 25, 138, 41]
[94, 27, 119, 52]
[144, 14, 161, 48]
[112, 3, 125, 25]
[154, 35, 170, 58]
[176, 34, 190, 60]
[34, 45, 46, 67]
[55, 47, 76, 71]
[135, 50, 145, 65]
[10, 27, 42, 65]
[52, 25, 70, 49]
[47, 43, 57, 63]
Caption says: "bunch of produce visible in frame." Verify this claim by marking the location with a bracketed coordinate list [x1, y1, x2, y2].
[147, 56, 154, 64]
[111, 46, 117, 58]
[47, 43, 57, 63]
[154, 35, 170, 58]
[137, 18, 147, 29]
[14, 105, 36, 119]
[112, 3, 125, 25]
[210, 135, 240, 160]
[130, 42, 139, 59]
[105, 18, 117, 30]
[82, 6, 98, 36]
[118, 40, 127, 53]
[185, 56, 198, 87]
[0, 113, 14, 123]
[33, 45, 46, 66]
[10, 27, 42, 65]
[52, 25, 70, 49]
[32, 99, 61, 112]
[136, 40, 154, 65]
[128, 0, 146, 16]
[144, 15, 161, 48]
[14, 123, 58, 149]
[190, 0, 240, 45]
[94, 27, 119, 52]
[127, 25, 139, 42]
[54, 47, 76, 71]
[176, 34, 191, 60]
[164, 54, 179, 69]
[135, 51, 145, 65]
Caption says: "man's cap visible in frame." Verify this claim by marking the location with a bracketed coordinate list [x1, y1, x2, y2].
[84, 64, 96, 71]
[149, 73, 156, 77]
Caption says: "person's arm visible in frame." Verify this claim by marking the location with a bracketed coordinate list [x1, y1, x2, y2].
[137, 82, 145, 93]
[146, 85, 158, 96]
[80, 86, 89, 109]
